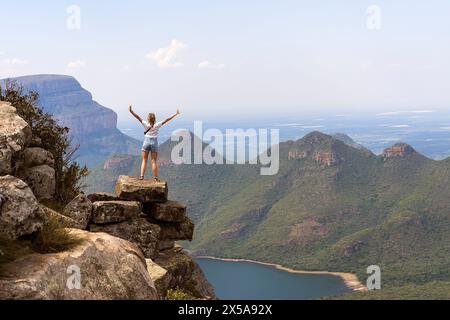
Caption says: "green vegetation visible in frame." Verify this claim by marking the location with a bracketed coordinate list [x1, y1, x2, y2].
[0, 81, 88, 205]
[86, 132, 450, 299]
[167, 287, 199, 300]
[32, 216, 83, 254]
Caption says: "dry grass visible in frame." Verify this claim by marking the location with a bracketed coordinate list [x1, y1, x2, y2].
[31, 216, 83, 254]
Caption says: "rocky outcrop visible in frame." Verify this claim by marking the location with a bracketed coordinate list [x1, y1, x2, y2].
[115, 175, 168, 203]
[287, 131, 345, 166]
[0, 230, 158, 300]
[86, 175, 212, 299]
[382, 143, 416, 158]
[91, 200, 142, 224]
[0, 102, 32, 175]
[0, 175, 44, 239]
[0, 102, 56, 200]
[90, 217, 160, 259]
[63, 194, 93, 229]
[313, 151, 343, 166]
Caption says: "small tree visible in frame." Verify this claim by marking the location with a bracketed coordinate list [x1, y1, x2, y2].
[0, 81, 88, 205]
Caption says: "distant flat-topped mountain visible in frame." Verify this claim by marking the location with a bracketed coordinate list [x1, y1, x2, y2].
[85, 131, 450, 298]
[1, 74, 140, 167]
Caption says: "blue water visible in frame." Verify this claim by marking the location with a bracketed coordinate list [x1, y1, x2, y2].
[195, 258, 352, 300]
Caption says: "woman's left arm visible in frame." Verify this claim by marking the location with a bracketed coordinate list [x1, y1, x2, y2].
[162, 108, 180, 125]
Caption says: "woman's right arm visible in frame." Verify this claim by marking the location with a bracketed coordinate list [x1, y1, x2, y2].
[128, 105, 143, 123]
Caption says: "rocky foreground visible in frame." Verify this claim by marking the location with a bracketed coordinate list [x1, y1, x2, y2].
[0, 101, 214, 299]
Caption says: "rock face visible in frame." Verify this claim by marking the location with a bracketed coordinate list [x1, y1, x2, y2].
[63, 194, 93, 229]
[0, 102, 32, 175]
[115, 175, 168, 203]
[0, 175, 44, 239]
[0, 230, 158, 300]
[156, 217, 195, 241]
[155, 246, 215, 299]
[144, 201, 187, 222]
[87, 192, 119, 202]
[92, 200, 141, 224]
[2, 75, 140, 167]
[17, 165, 55, 200]
[90, 217, 160, 259]
[287, 131, 345, 166]
[40, 205, 82, 229]
[146, 259, 172, 298]
[20, 147, 54, 168]
[383, 143, 416, 158]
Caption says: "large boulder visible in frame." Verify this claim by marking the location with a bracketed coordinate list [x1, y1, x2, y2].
[115, 175, 168, 203]
[0, 175, 44, 239]
[18, 165, 55, 201]
[144, 200, 186, 222]
[20, 147, 54, 168]
[87, 192, 120, 202]
[0, 229, 159, 299]
[63, 194, 93, 229]
[154, 246, 215, 299]
[0, 102, 32, 175]
[91, 200, 142, 224]
[90, 217, 160, 258]
[155, 216, 195, 241]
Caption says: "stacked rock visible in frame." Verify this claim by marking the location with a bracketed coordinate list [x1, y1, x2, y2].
[85, 175, 194, 259]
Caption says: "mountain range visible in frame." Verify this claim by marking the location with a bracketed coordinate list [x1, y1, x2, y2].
[0, 75, 140, 167]
[85, 131, 450, 298]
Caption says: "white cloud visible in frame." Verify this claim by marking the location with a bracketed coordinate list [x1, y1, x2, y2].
[67, 60, 86, 69]
[376, 110, 435, 116]
[145, 39, 187, 68]
[198, 60, 225, 69]
[390, 125, 409, 128]
[3, 58, 29, 65]
[120, 65, 131, 72]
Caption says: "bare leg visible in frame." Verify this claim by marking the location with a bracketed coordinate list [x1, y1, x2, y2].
[151, 151, 158, 178]
[141, 151, 149, 178]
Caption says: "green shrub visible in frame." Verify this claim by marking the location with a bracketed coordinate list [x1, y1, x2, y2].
[32, 216, 83, 253]
[166, 287, 198, 300]
[0, 81, 88, 205]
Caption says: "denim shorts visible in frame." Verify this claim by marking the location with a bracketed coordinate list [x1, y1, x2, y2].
[142, 137, 158, 153]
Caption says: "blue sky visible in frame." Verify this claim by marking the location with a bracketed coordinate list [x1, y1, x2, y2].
[1, 0, 450, 121]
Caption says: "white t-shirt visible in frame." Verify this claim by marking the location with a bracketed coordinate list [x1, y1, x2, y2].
[142, 120, 163, 138]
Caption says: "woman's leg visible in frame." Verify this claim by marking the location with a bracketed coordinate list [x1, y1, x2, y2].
[151, 151, 158, 178]
[140, 151, 149, 178]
